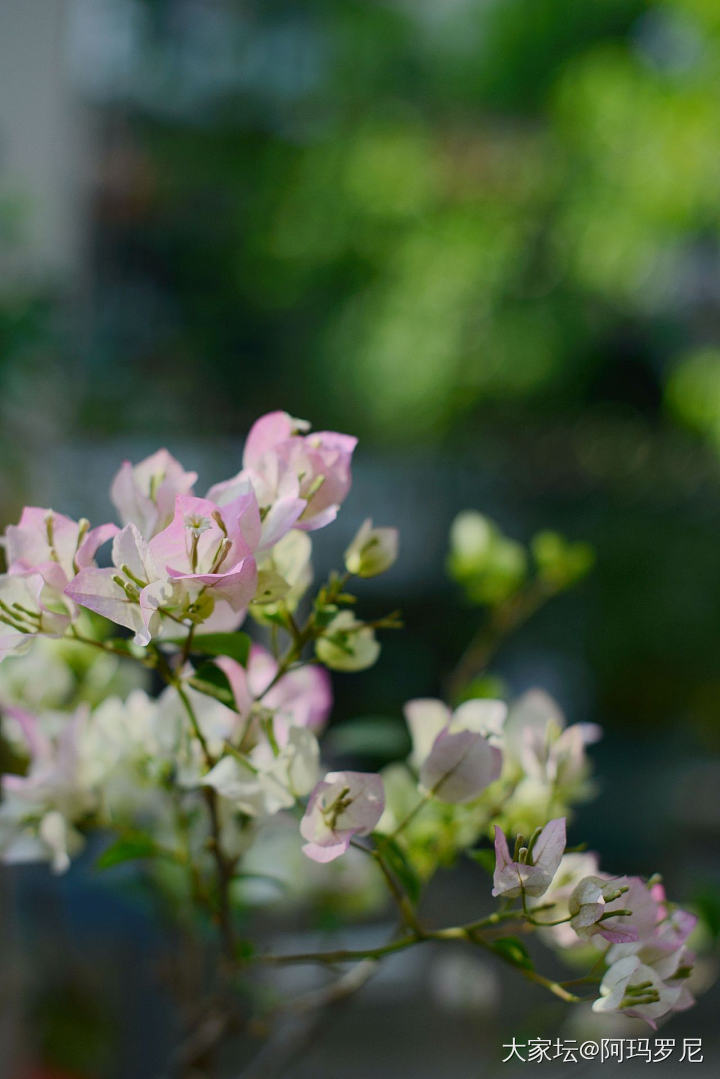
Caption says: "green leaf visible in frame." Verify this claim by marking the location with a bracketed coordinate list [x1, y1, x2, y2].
[95, 833, 156, 870]
[531, 531, 594, 589]
[457, 674, 507, 704]
[374, 834, 422, 904]
[491, 936, 534, 970]
[188, 660, 238, 710]
[467, 847, 495, 876]
[313, 603, 340, 628]
[189, 631, 251, 666]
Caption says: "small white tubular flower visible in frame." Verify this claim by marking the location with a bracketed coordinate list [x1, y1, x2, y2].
[528, 851, 601, 948]
[600, 895, 698, 1020]
[315, 611, 380, 671]
[300, 770, 384, 863]
[0, 572, 74, 661]
[344, 519, 399, 578]
[569, 875, 636, 943]
[592, 955, 686, 1028]
[492, 818, 566, 899]
[569, 874, 661, 945]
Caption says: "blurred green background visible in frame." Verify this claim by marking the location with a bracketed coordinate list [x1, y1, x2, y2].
[2, 0, 720, 1075]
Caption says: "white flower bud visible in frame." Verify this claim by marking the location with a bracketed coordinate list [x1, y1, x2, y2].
[315, 611, 380, 671]
[344, 519, 399, 578]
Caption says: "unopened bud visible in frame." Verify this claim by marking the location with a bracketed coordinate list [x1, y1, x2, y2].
[344, 519, 399, 578]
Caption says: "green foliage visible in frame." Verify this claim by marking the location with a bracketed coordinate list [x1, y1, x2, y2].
[665, 348, 720, 448]
[448, 511, 527, 606]
[448, 510, 594, 610]
[3, 0, 698, 451]
[188, 660, 238, 710]
[187, 631, 251, 666]
[491, 936, 534, 971]
[95, 832, 157, 870]
[457, 674, 507, 704]
[531, 531, 595, 589]
[373, 833, 423, 905]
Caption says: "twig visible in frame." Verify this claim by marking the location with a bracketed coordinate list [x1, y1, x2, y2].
[175, 683, 237, 961]
[446, 578, 556, 701]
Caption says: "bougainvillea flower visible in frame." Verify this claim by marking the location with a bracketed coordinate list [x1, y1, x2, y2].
[0, 572, 74, 659]
[5, 507, 118, 591]
[207, 470, 305, 551]
[300, 770, 384, 862]
[527, 851, 602, 948]
[592, 954, 689, 1028]
[315, 611, 380, 671]
[420, 727, 503, 803]
[203, 726, 320, 817]
[568, 875, 637, 943]
[110, 449, 197, 539]
[242, 644, 332, 733]
[492, 817, 566, 898]
[66, 493, 260, 643]
[404, 697, 507, 771]
[0, 705, 92, 873]
[149, 493, 260, 573]
[602, 896, 698, 1020]
[344, 519, 399, 577]
[210, 411, 357, 534]
[198, 648, 331, 741]
[571, 873, 666, 946]
[504, 689, 601, 787]
[65, 524, 156, 641]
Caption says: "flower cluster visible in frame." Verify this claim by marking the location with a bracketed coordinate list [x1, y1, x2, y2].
[0, 411, 701, 1039]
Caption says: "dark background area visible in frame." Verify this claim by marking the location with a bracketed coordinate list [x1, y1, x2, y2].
[1, 1, 720, 1075]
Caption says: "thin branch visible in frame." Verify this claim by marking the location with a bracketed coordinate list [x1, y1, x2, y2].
[69, 628, 155, 667]
[257, 934, 420, 966]
[446, 578, 557, 702]
[176, 683, 214, 768]
[175, 683, 237, 961]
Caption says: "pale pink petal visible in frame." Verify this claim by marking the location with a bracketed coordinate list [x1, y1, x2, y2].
[243, 411, 295, 469]
[404, 698, 452, 768]
[258, 496, 306, 547]
[65, 567, 145, 636]
[492, 825, 520, 897]
[112, 523, 156, 583]
[75, 522, 119, 569]
[214, 656, 253, 716]
[166, 557, 258, 612]
[1, 704, 50, 758]
[300, 771, 384, 862]
[421, 728, 502, 803]
[302, 838, 350, 863]
[532, 817, 567, 876]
